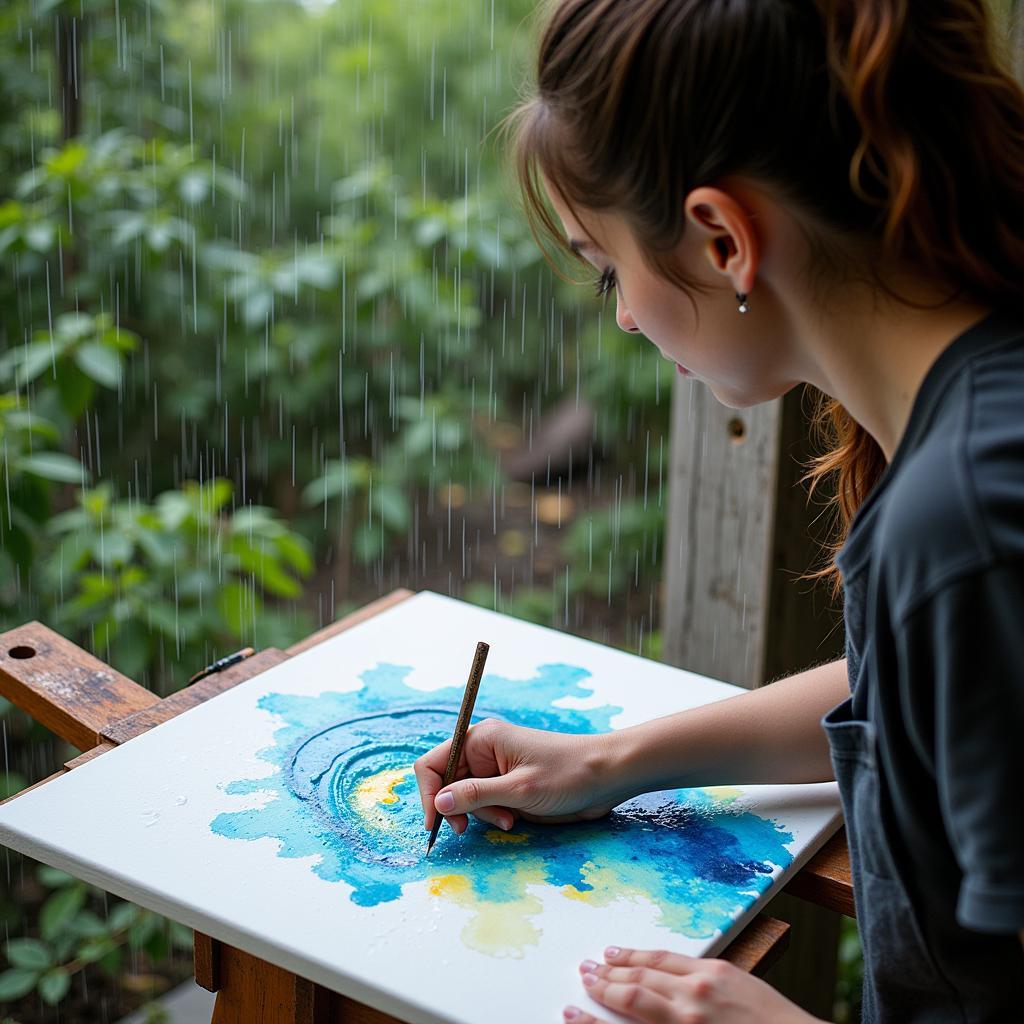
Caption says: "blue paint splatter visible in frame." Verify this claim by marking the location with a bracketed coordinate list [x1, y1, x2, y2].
[211, 663, 793, 949]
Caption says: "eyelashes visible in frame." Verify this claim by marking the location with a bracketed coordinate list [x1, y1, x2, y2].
[593, 266, 617, 300]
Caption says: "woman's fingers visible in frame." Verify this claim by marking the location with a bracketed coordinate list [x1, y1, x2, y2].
[578, 962, 679, 999]
[578, 972, 677, 1023]
[470, 806, 516, 831]
[603, 945, 702, 976]
[563, 1008, 606, 1023]
[412, 738, 452, 827]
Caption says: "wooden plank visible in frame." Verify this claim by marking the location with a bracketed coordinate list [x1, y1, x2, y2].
[64, 743, 116, 771]
[195, 931, 220, 993]
[784, 828, 855, 918]
[661, 381, 782, 686]
[101, 649, 289, 744]
[719, 915, 790, 977]
[286, 590, 415, 655]
[0, 622, 160, 751]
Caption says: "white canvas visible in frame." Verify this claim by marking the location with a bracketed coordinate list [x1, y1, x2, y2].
[0, 591, 841, 1023]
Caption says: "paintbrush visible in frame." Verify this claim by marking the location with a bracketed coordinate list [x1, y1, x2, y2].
[426, 640, 490, 856]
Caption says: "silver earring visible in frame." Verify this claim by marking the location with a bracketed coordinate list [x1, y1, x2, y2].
[736, 292, 749, 314]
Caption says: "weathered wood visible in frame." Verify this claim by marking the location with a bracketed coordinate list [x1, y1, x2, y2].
[101, 649, 289, 744]
[785, 828, 855, 919]
[661, 381, 783, 685]
[0, 622, 160, 750]
[719, 915, 790, 977]
[64, 743, 116, 771]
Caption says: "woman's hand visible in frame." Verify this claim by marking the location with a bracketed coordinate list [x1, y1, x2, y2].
[565, 946, 824, 1024]
[413, 719, 635, 834]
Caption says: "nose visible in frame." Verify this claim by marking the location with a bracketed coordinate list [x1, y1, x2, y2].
[615, 292, 641, 333]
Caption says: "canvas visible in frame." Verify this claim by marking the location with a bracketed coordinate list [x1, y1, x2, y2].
[0, 592, 842, 1023]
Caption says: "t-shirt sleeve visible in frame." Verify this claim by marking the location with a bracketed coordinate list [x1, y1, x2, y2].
[896, 562, 1024, 934]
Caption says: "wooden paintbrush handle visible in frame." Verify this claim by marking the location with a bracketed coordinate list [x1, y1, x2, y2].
[441, 641, 490, 785]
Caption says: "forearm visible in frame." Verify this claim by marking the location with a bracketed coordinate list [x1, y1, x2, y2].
[610, 658, 849, 793]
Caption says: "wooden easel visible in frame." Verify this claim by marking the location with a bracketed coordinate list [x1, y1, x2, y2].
[0, 588, 854, 1023]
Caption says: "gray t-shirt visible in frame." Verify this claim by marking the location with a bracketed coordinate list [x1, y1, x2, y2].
[823, 308, 1024, 1022]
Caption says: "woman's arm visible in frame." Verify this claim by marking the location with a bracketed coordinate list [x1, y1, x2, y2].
[610, 658, 848, 793]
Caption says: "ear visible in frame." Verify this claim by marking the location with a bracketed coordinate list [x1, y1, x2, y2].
[684, 186, 759, 295]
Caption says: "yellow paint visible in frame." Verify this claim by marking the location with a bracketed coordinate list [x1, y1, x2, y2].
[461, 894, 542, 958]
[561, 861, 620, 907]
[703, 786, 743, 804]
[352, 769, 409, 829]
[484, 829, 529, 845]
[428, 874, 471, 898]
[428, 865, 547, 958]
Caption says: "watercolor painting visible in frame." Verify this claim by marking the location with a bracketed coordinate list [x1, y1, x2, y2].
[210, 661, 795, 957]
[0, 592, 840, 1024]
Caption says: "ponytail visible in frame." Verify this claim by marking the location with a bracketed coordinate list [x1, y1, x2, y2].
[805, 0, 1024, 593]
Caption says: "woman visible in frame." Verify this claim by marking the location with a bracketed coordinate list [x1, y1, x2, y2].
[414, 1, 1024, 1020]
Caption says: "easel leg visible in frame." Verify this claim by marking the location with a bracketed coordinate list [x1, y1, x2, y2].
[196, 932, 397, 1024]
[202, 942, 330, 1024]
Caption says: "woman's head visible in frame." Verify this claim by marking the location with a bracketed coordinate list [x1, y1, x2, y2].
[509, 0, 1024, 583]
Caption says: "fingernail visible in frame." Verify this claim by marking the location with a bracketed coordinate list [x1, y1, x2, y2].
[580, 959, 598, 972]
[436, 792, 455, 812]
[604, 946, 621, 959]
[582, 973, 598, 988]
[564, 1008, 581, 1021]
[500, 816, 512, 830]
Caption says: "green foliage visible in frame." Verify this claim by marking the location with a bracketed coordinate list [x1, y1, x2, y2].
[46, 479, 312, 681]
[0, 0, 672, 1015]
[0, 866, 192, 1008]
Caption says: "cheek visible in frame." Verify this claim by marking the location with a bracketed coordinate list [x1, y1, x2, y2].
[626, 280, 695, 342]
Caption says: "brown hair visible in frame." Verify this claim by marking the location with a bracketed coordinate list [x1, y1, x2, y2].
[508, 0, 1024, 593]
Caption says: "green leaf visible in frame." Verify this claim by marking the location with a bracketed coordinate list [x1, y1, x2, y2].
[377, 486, 409, 532]
[69, 910, 107, 939]
[0, 967, 40, 1001]
[354, 522, 383, 563]
[6, 342, 55, 386]
[74, 343, 122, 388]
[106, 902, 138, 933]
[40, 885, 87, 943]
[36, 866, 75, 888]
[17, 452, 86, 484]
[77, 938, 115, 965]
[5, 937, 52, 970]
[218, 581, 262, 637]
[274, 534, 313, 576]
[38, 967, 70, 1005]
[95, 531, 133, 567]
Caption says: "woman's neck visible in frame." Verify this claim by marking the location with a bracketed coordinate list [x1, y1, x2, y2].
[792, 274, 992, 462]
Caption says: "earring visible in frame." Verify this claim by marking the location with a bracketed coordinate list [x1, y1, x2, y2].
[736, 292, 749, 314]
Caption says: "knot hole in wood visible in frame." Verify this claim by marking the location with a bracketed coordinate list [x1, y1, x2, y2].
[6, 646, 36, 660]
[727, 417, 747, 443]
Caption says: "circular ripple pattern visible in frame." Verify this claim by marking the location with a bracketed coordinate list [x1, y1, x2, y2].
[285, 706, 504, 867]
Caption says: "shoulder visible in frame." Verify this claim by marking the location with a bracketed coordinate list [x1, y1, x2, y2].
[877, 340, 1024, 623]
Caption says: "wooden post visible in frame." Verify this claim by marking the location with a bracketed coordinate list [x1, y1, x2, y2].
[661, 379, 844, 1017]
